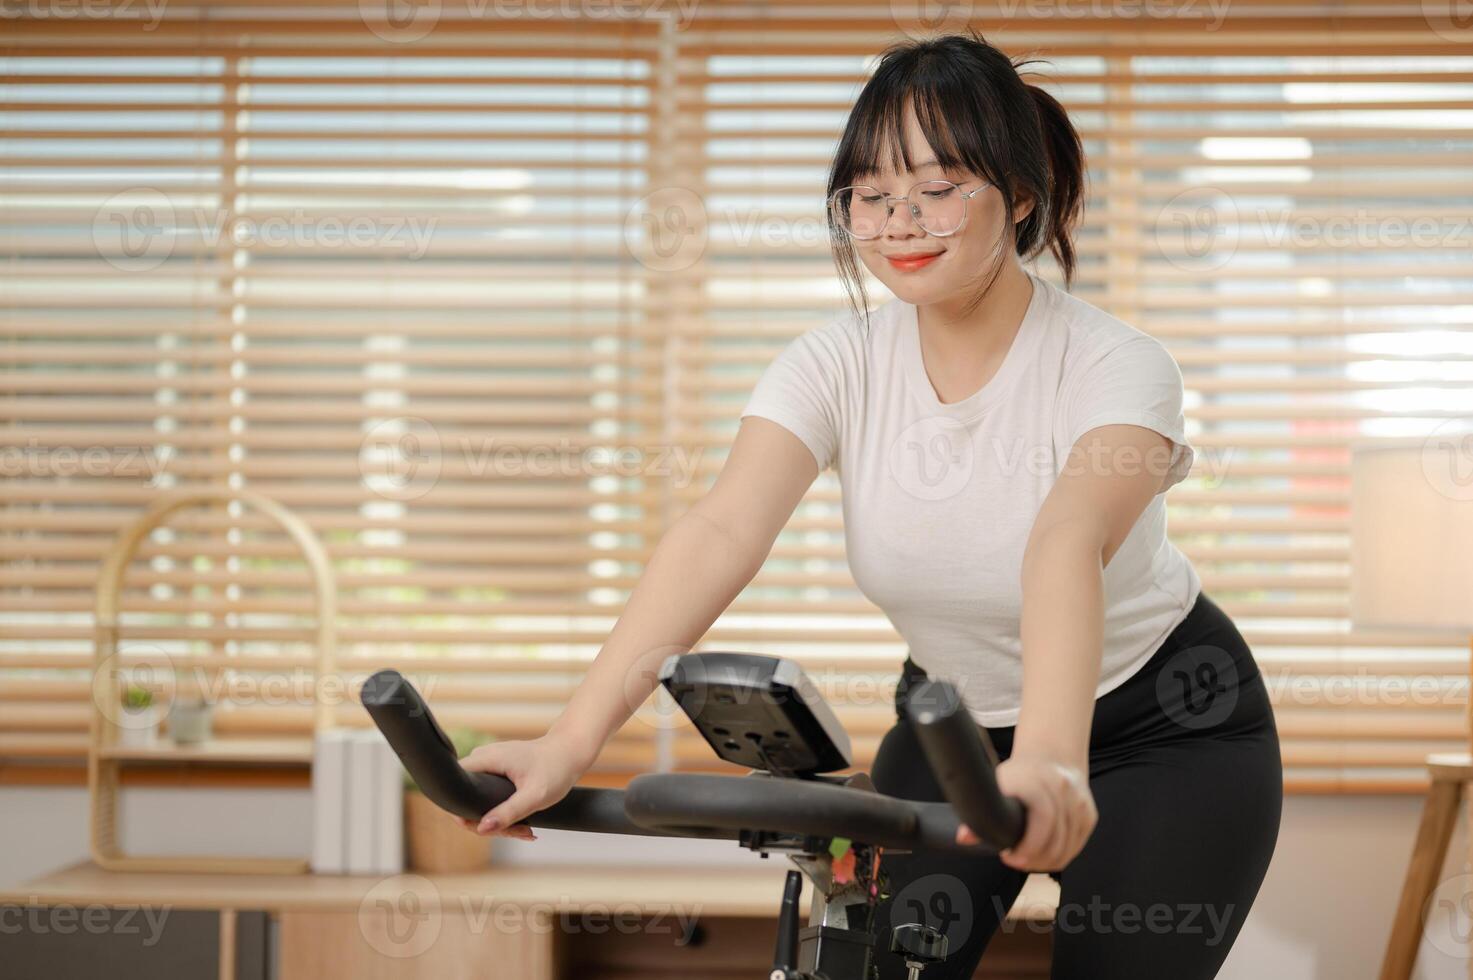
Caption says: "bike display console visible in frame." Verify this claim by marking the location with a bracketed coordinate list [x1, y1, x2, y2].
[658, 651, 852, 777]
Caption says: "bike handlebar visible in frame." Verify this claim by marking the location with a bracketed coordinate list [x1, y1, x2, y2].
[361, 667, 1026, 854]
[903, 679, 1027, 848]
[361, 669, 691, 838]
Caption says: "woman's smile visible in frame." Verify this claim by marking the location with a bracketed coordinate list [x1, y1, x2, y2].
[884, 249, 944, 273]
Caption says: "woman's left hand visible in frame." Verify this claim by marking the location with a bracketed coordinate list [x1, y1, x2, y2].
[956, 754, 1097, 871]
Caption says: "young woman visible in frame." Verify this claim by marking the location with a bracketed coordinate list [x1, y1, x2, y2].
[460, 32, 1283, 980]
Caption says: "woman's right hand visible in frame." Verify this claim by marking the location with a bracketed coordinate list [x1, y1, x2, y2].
[456, 731, 592, 842]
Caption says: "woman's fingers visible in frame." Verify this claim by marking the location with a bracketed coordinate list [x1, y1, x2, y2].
[1044, 768, 1095, 869]
[1001, 786, 1055, 870]
[461, 741, 514, 774]
[1031, 778, 1066, 866]
[477, 781, 549, 835]
[463, 803, 540, 840]
[1038, 766, 1088, 869]
[995, 759, 1096, 871]
[462, 812, 525, 839]
[1058, 767, 1096, 867]
[1047, 789, 1073, 869]
[1070, 790, 1098, 861]
[454, 741, 544, 840]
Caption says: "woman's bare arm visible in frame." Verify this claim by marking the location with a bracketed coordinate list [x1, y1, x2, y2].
[465, 417, 820, 832]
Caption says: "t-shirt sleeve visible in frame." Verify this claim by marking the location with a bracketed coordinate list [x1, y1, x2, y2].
[739, 326, 845, 473]
[1062, 336, 1195, 493]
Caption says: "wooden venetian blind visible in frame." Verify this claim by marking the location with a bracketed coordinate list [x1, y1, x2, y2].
[0, 6, 670, 777]
[4, 1, 1472, 792]
[660, 1, 1473, 790]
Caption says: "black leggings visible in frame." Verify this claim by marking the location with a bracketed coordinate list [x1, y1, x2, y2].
[870, 591, 1282, 980]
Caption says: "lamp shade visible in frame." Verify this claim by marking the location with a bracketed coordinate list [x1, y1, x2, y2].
[1349, 437, 1473, 632]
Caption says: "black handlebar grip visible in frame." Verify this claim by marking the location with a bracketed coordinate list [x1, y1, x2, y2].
[902, 679, 1027, 850]
[360, 669, 663, 836]
[361, 668, 516, 821]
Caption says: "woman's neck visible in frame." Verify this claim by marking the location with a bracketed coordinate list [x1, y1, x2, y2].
[914, 262, 1035, 404]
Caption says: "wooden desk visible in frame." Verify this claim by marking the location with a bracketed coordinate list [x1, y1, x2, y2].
[2, 861, 1060, 979]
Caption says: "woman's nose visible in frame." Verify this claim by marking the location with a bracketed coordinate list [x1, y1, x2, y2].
[882, 202, 925, 239]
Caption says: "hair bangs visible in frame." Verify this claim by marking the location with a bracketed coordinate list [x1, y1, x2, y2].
[829, 60, 1003, 194]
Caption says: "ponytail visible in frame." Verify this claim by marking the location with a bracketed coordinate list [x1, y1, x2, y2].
[1019, 81, 1085, 287]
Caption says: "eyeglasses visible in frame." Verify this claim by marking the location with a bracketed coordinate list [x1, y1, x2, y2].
[828, 178, 993, 241]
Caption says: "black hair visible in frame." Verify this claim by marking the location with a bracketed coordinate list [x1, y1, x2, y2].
[827, 30, 1086, 324]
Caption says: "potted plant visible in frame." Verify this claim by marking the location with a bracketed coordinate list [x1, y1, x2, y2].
[167, 678, 215, 745]
[403, 726, 497, 873]
[118, 683, 161, 746]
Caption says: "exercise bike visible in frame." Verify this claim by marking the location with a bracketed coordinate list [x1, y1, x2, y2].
[362, 652, 1026, 980]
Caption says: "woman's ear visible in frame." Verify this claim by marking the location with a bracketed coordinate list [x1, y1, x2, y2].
[1012, 190, 1036, 225]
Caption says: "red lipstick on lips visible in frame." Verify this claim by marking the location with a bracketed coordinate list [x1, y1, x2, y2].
[886, 251, 942, 272]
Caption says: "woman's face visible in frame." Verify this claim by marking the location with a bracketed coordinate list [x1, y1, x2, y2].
[842, 106, 1024, 307]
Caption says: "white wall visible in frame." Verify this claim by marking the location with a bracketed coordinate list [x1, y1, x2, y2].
[0, 785, 312, 888]
[2, 787, 1467, 979]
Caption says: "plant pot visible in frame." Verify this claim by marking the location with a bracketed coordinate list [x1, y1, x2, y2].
[404, 790, 492, 873]
[168, 700, 215, 745]
[117, 704, 161, 746]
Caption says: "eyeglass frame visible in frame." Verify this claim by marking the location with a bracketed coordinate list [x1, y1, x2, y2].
[827, 178, 995, 241]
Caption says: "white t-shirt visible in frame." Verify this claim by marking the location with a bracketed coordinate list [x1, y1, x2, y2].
[739, 271, 1202, 727]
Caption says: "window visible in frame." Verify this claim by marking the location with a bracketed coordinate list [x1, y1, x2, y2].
[3, 3, 1471, 791]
